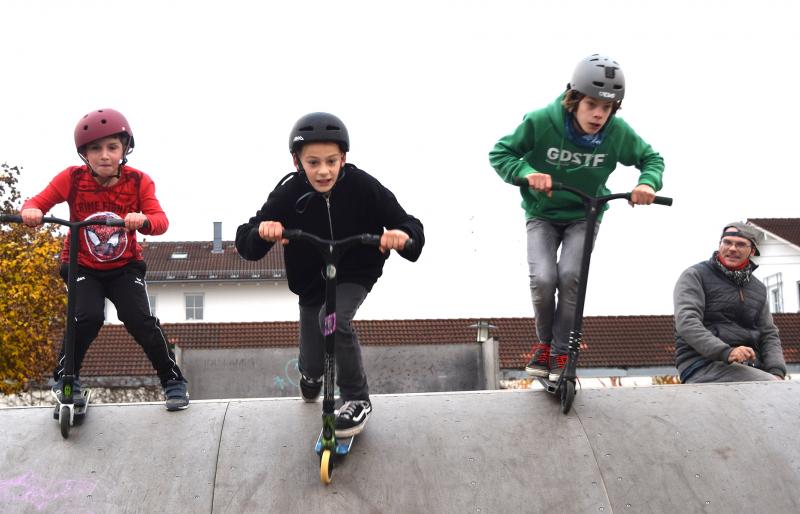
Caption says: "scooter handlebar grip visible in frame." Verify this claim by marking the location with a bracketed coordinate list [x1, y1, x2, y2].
[654, 196, 673, 206]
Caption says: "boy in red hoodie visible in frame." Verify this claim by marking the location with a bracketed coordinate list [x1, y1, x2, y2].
[21, 108, 189, 410]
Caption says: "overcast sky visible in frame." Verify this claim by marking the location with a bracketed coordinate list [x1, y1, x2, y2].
[2, 0, 798, 321]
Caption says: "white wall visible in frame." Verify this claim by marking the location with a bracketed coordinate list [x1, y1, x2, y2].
[105, 281, 298, 323]
[752, 235, 800, 313]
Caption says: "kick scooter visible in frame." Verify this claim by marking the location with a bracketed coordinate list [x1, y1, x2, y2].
[515, 181, 672, 414]
[0, 213, 141, 438]
[282, 228, 413, 484]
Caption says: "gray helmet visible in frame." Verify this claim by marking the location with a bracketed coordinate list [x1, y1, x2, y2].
[569, 54, 625, 102]
[289, 112, 350, 153]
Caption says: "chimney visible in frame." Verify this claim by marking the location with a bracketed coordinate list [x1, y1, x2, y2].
[212, 222, 223, 253]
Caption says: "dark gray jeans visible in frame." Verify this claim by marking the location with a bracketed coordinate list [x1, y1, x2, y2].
[526, 218, 599, 355]
[298, 282, 369, 401]
[683, 362, 780, 383]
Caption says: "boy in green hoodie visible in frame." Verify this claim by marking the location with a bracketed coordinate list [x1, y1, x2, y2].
[489, 54, 664, 381]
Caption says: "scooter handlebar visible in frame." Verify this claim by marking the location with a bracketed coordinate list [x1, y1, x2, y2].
[105, 218, 151, 230]
[0, 214, 151, 229]
[282, 229, 415, 251]
[515, 179, 673, 206]
[0, 214, 22, 223]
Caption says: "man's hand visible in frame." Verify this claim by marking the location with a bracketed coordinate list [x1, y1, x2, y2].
[728, 346, 756, 363]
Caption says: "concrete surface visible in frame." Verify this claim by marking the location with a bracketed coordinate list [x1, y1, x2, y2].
[0, 381, 798, 513]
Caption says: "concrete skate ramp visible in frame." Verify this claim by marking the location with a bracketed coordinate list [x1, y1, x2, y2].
[0, 382, 799, 513]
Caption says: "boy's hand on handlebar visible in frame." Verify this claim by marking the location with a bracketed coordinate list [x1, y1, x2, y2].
[629, 184, 656, 206]
[124, 212, 149, 231]
[20, 208, 44, 227]
[380, 229, 409, 254]
[258, 221, 288, 244]
[525, 173, 553, 198]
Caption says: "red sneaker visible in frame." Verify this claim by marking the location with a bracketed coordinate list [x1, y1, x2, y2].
[525, 343, 551, 377]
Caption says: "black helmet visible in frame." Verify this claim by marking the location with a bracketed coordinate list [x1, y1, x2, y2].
[289, 112, 350, 153]
[569, 54, 625, 102]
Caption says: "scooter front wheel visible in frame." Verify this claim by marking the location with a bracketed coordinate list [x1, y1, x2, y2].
[320, 449, 333, 484]
[59, 405, 71, 439]
[560, 380, 576, 414]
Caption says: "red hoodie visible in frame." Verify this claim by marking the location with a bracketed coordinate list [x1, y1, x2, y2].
[22, 165, 168, 270]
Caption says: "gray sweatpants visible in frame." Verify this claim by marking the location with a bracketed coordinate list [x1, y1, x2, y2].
[298, 282, 369, 401]
[526, 218, 599, 355]
[683, 361, 780, 383]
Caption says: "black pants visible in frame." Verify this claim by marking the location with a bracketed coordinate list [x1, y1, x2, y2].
[298, 283, 369, 401]
[54, 261, 185, 387]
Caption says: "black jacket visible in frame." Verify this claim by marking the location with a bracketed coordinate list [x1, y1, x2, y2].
[235, 164, 424, 305]
[674, 256, 786, 381]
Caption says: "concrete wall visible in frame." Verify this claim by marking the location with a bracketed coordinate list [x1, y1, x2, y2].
[181, 338, 499, 399]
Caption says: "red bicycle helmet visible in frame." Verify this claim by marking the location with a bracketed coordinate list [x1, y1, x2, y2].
[74, 109, 135, 152]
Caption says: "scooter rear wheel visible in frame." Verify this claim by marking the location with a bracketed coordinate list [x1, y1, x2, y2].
[59, 405, 70, 439]
[560, 380, 576, 414]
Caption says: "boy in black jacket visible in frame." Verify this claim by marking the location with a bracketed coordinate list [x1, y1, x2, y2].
[235, 112, 424, 436]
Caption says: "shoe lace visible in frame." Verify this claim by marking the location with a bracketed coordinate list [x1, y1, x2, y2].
[554, 354, 569, 368]
[338, 401, 366, 419]
[534, 344, 551, 364]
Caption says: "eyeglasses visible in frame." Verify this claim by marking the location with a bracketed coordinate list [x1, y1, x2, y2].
[720, 239, 752, 250]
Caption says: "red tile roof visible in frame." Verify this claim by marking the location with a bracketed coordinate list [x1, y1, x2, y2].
[79, 314, 800, 378]
[139, 240, 285, 281]
[748, 218, 800, 248]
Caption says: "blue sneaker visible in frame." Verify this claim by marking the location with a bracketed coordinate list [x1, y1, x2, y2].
[164, 380, 189, 411]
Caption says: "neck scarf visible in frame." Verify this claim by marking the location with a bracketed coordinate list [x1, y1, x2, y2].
[564, 112, 606, 149]
[713, 251, 753, 287]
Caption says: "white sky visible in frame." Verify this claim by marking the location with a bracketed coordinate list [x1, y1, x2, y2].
[1, 0, 798, 320]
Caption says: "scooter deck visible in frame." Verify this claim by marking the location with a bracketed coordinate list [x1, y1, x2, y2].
[315, 429, 355, 457]
[536, 376, 559, 393]
[51, 389, 92, 419]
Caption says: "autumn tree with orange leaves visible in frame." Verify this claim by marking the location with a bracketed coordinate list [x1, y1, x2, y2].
[0, 163, 65, 394]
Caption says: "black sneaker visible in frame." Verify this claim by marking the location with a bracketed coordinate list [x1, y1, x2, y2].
[548, 354, 569, 382]
[335, 400, 372, 438]
[300, 374, 322, 402]
[52, 378, 86, 408]
[525, 343, 551, 377]
[164, 379, 189, 411]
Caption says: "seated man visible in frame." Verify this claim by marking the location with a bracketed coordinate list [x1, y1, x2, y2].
[674, 222, 787, 383]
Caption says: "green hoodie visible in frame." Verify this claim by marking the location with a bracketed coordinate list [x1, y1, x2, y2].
[489, 94, 664, 222]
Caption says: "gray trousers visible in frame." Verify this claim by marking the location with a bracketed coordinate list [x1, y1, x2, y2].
[526, 218, 599, 355]
[683, 362, 780, 383]
[298, 282, 369, 401]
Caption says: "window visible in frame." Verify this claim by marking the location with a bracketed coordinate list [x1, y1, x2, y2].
[148, 295, 157, 317]
[185, 293, 204, 320]
[763, 273, 783, 313]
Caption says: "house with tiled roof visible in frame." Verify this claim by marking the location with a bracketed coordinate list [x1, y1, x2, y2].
[79, 314, 800, 398]
[104, 223, 297, 323]
[748, 218, 800, 313]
